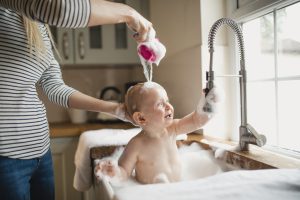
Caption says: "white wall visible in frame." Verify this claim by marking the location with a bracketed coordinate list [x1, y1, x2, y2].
[200, 0, 238, 140]
[149, 0, 238, 140]
[149, 0, 202, 118]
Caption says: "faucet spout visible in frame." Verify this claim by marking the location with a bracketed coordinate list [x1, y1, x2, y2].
[206, 18, 267, 151]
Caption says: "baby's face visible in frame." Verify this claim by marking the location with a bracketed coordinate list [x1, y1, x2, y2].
[140, 85, 174, 127]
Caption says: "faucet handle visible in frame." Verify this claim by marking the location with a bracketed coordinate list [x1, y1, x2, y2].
[256, 134, 267, 147]
[246, 124, 267, 147]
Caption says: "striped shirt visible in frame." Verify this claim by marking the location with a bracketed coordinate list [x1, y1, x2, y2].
[0, 0, 91, 159]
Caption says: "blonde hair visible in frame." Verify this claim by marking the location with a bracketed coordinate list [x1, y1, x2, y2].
[23, 17, 59, 57]
[125, 83, 145, 117]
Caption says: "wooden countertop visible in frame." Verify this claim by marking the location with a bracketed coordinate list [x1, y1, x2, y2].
[49, 122, 135, 138]
[187, 134, 300, 169]
[50, 123, 300, 168]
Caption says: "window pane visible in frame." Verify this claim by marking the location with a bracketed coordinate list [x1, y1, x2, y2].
[247, 81, 277, 145]
[277, 2, 300, 77]
[243, 13, 275, 80]
[242, 2, 300, 152]
[278, 80, 300, 151]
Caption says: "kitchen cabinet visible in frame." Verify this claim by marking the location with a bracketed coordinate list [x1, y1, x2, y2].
[50, 28, 75, 65]
[50, 0, 149, 66]
[49, 122, 134, 200]
[50, 137, 83, 200]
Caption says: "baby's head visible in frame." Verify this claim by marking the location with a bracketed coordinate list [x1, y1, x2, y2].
[125, 82, 174, 128]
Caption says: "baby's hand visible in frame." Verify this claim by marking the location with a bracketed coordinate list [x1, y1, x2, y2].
[197, 86, 223, 116]
[205, 87, 223, 104]
[94, 159, 119, 180]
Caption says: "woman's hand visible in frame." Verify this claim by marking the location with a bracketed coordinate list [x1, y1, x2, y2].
[126, 10, 152, 42]
[114, 103, 137, 125]
[88, 0, 152, 43]
[68, 91, 137, 125]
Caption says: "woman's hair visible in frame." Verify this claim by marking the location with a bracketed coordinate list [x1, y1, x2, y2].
[23, 17, 59, 57]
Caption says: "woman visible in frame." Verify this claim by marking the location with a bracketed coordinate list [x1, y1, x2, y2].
[0, 0, 152, 199]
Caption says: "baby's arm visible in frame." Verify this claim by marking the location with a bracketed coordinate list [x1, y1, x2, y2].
[168, 88, 220, 135]
[94, 139, 139, 181]
[118, 139, 139, 179]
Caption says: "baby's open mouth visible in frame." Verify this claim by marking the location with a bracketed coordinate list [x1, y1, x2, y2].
[165, 113, 172, 119]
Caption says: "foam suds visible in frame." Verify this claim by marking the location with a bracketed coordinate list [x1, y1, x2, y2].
[94, 147, 125, 187]
[179, 143, 224, 181]
[115, 105, 126, 121]
[142, 81, 159, 89]
[97, 143, 238, 189]
[153, 173, 170, 183]
[141, 82, 167, 99]
[137, 27, 166, 82]
[141, 62, 153, 82]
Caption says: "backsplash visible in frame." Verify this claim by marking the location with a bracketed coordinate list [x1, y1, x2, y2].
[38, 66, 144, 123]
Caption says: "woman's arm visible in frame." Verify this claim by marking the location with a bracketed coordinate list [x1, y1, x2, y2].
[39, 58, 129, 121]
[88, 0, 152, 42]
[38, 58, 76, 108]
[0, 0, 152, 41]
[0, 0, 90, 28]
[68, 91, 128, 121]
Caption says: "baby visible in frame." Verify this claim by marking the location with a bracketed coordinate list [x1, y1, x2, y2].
[95, 82, 218, 184]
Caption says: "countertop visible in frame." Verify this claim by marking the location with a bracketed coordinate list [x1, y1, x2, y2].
[49, 122, 135, 138]
[190, 134, 300, 169]
[49, 123, 300, 168]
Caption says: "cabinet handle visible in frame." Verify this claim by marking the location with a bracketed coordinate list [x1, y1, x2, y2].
[78, 32, 85, 59]
[62, 32, 69, 60]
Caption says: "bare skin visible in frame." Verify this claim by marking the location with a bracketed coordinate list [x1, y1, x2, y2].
[96, 82, 211, 184]
[88, 0, 152, 42]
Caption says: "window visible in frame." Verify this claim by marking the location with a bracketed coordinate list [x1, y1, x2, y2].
[242, 2, 300, 152]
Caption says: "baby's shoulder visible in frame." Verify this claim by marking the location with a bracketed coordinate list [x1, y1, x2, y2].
[127, 132, 144, 145]
[124, 132, 145, 155]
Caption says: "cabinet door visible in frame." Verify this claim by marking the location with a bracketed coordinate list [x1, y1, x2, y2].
[49, 27, 75, 65]
[73, 0, 144, 65]
[50, 137, 83, 200]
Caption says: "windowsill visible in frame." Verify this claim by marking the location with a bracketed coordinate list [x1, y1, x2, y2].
[187, 133, 300, 169]
[262, 145, 300, 160]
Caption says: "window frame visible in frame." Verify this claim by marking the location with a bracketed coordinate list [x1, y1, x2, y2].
[231, 0, 300, 23]
[227, 0, 300, 157]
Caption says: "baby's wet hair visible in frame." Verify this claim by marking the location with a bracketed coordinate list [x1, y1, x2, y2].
[125, 82, 164, 117]
[125, 83, 145, 117]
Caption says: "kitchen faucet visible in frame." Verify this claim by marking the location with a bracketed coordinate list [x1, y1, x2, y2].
[204, 18, 266, 151]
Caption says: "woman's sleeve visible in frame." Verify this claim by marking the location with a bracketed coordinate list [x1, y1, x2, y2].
[38, 58, 77, 108]
[0, 0, 91, 28]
